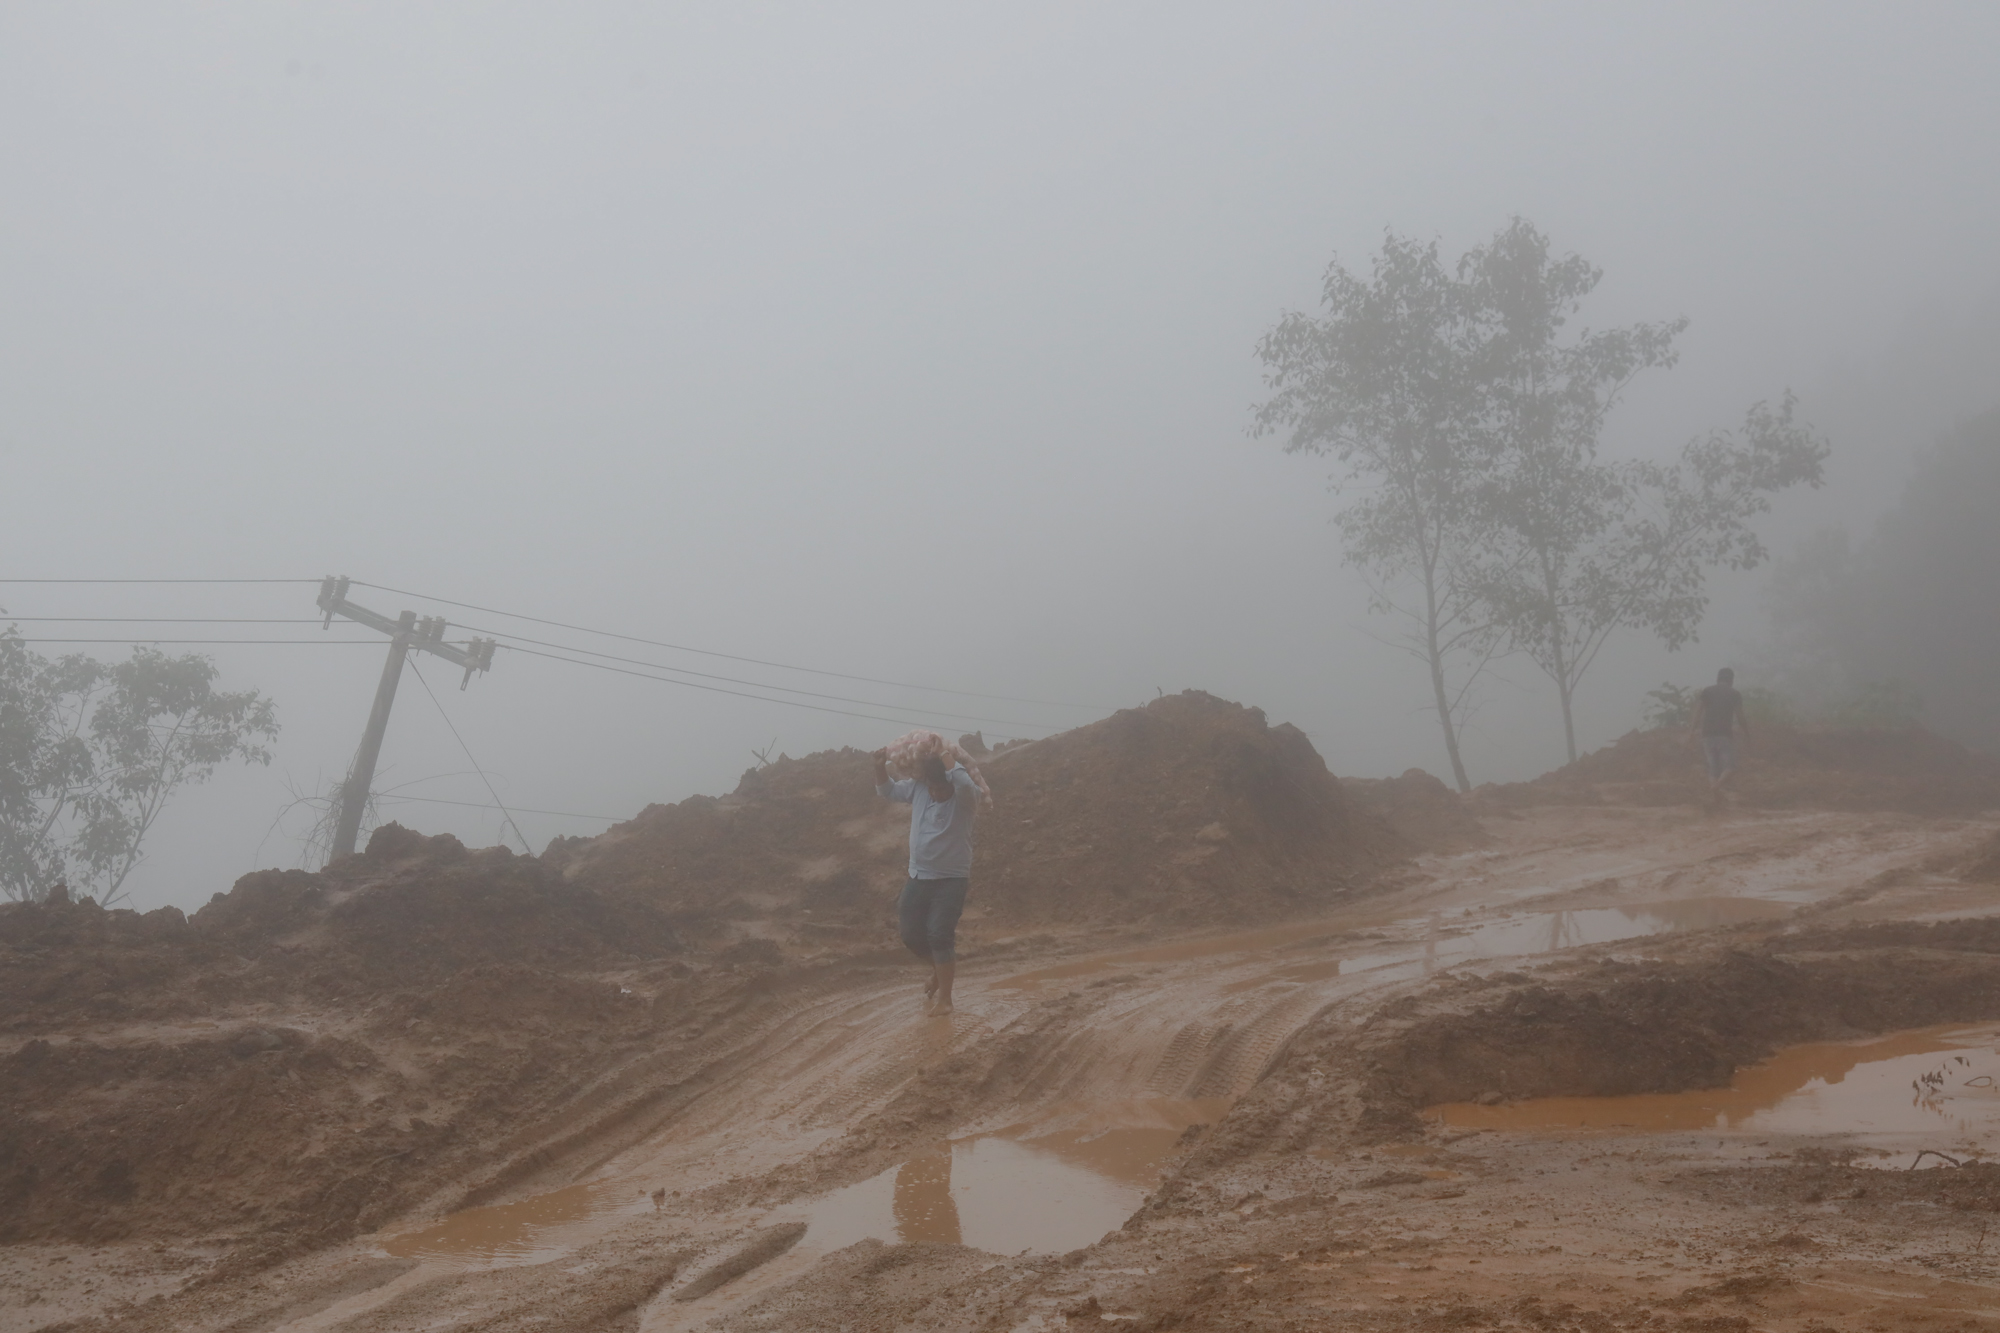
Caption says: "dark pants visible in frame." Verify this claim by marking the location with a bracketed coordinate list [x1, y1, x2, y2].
[898, 876, 968, 966]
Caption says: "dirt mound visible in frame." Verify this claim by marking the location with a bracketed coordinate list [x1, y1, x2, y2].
[557, 691, 1403, 938]
[0, 827, 698, 1260]
[1340, 768, 1487, 852]
[0, 827, 683, 1032]
[1477, 722, 2000, 814]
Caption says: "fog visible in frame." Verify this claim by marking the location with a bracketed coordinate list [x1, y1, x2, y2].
[4, 2, 1998, 913]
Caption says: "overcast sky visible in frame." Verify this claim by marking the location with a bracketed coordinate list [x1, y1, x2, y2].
[5, 2, 1999, 913]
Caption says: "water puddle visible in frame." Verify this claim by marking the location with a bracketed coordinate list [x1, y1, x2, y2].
[802, 1098, 1228, 1254]
[380, 1181, 638, 1264]
[373, 1099, 1224, 1266]
[1383, 898, 1787, 968]
[1003, 898, 1788, 995]
[1429, 1023, 2000, 1160]
[1215, 898, 1790, 993]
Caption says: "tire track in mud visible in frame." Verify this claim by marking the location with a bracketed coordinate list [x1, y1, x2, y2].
[1185, 986, 1342, 1099]
[451, 970, 929, 1207]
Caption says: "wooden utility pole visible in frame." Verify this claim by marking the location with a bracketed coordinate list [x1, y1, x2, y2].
[317, 576, 496, 859]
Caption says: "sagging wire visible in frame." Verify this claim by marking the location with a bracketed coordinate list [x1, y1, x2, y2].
[404, 658, 532, 855]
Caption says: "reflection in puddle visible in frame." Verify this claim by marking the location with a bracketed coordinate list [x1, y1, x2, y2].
[809, 1138, 1141, 1254]
[806, 1098, 1225, 1254]
[381, 1181, 630, 1263]
[1430, 1023, 2000, 1158]
[893, 1148, 962, 1245]
[378, 1102, 1223, 1266]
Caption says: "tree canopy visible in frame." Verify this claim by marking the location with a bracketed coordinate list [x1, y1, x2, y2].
[0, 633, 277, 904]
[1479, 391, 1827, 760]
[1253, 230, 1499, 790]
[1257, 218, 1828, 775]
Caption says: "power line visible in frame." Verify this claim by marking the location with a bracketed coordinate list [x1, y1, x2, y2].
[351, 580, 1106, 711]
[503, 641, 1042, 734]
[8, 619, 1050, 728]
[4, 578, 1110, 713]
[3, 638, 384, 645]
[454, 622, 1046, 731]
[405, 659, 532, 854]
[379, 793, 625, 821]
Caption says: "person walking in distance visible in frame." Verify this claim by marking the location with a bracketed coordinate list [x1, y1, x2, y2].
[1690, 667, 1752, 800]
[873, 745, 979, 1016]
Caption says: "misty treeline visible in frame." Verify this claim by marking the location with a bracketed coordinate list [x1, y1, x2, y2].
[1254, 219, 1828, 790]
[1749, 407, 2000, 753]
[0, 631, 277, 905]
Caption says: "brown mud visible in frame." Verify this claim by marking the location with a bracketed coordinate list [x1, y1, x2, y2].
[8, 698, 2000, 1331]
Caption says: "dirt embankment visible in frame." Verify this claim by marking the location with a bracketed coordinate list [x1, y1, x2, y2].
[555, 690, 1412, 945]
[1478, 721, 2000, 814]
[0, 828, 708, 1265]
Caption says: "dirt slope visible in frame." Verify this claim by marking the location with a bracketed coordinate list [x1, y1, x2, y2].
[555, 690, 1405, 939]
[1480, 721, 2000, 813]
[0, 827, 698, 1262]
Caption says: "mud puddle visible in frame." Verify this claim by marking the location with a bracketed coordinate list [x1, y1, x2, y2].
[1002, 897, 1788, 994]
[1357, 897, 1788, 971]
[375, 1099, 1228, 1267]
[379, 1180, 645, 1265]
[801, 1098, 1229, 1254]
[1216, 898, 1789, 993]
[1430, 1022, 2000, 1161]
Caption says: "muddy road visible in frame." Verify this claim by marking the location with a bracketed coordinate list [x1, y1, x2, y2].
[17, 795, 2000, 1332]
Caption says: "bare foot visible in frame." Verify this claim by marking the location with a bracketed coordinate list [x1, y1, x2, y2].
[924, 973, 939, 1000]
[926, 1001, 954, 1017]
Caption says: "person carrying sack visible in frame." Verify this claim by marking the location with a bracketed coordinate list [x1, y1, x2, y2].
[872, 731, 987, 1017]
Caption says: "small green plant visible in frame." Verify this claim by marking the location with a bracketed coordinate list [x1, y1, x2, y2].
[1642, 683, 1695, 729]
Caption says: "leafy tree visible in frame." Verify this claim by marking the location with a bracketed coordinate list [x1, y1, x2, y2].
[0, 636, 99, 901]
[1479, 387, 1829, 761]
[0, 632, 277, 905]
[1258, 218, 1829, 774]
[1253, 231, 1502, 791]
[1452, 221, 1685, 761]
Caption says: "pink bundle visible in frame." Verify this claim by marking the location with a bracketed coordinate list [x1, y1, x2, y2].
[884, 730, 993, 808]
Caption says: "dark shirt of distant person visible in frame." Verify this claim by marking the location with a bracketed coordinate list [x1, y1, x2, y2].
[1689, 668, 1751, 792]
